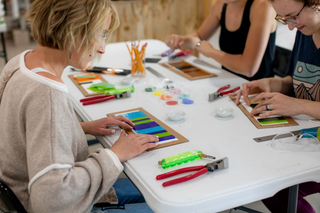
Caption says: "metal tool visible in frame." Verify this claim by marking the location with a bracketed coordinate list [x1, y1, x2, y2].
[146, 67, 166, 79]
[253, 126, 320, 143]
[208, 84, 240, 102]
[80, 90, 131, 106]
[156, 157, 228, 187]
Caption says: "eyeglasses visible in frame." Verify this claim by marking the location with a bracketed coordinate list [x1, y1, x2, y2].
[101, 31, 108, 41]
[275, 4, 306, 25]
[271, 131, 320, 152]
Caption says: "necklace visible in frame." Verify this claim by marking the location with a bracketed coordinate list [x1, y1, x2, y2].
[44, 54, 59, 77]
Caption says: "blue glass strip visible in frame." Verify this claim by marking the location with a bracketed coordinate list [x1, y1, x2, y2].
[136, 126, 165, 134]
[159, 135, 176, 142]
[122, 111, 147, 120]
[148, 130, 167, 135]
[133, 121, 159, 131]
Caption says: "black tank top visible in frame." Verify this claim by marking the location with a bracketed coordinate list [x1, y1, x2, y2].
[219, 0, 275, 81]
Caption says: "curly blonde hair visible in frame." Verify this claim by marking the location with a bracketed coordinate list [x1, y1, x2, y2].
[25, 0, 119, 60]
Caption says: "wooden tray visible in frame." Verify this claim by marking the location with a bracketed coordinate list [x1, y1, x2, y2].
[107, 107, 189, 151]
[230, 96, 299, 129]
[159, 60, 217, 80]
[68, 73, 108, 97]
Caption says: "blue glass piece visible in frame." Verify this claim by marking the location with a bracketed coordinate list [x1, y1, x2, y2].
[159, 135, 176, 142]
[122, 111, 147, 120]
[136, 126, 165, 134]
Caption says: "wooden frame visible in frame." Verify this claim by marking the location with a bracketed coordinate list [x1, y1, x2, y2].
[68, 74, 108, 97]
[159, 60, 217, 80]
[230, 96, 299, 129]
[107, 107, 189, 151]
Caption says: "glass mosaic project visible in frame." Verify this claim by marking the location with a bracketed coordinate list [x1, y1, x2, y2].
[115, 110, 178, 144]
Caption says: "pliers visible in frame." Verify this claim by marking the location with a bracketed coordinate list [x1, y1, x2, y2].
[208, 84, 240, 102]
[156, 157, 229, 187]
[79, 90, 131, 106]
[80, 94, 115, 106]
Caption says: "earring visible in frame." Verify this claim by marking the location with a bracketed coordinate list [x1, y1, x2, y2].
[68, 52, 72, 61]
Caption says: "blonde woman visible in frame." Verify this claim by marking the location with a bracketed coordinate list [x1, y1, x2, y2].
[0, 0, 157, 212]
[166, 0, 277, 81]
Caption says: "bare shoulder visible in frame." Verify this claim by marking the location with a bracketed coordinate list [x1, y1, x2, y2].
[211, 0, 226, 19]
[251, 0, 273, 13]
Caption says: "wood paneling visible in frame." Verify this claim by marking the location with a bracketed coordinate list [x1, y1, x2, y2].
[109, 0, 213, 43]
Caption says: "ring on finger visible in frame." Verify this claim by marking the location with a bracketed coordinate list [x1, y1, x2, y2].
[266, 105, 271, 111]
[166, 40, 173, 44]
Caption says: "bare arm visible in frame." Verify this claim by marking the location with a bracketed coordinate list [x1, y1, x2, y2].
[197, 0, 276, 77]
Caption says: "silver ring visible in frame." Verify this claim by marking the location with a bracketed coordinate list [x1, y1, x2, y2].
[266, 105, 270, 111]
[166, 40, 172, 44]
[196, 40, 202, 47]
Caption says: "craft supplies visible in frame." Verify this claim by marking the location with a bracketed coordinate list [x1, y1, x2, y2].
[208, 84, 240, 102]
[215, 107, 234, 118]
[158, 150, 215, 169]
[87, 82, 115, 93]
[169, 50, 193, 60]
[156, 157, 228, 187]
[107, 108, 189, 150]
[159, 60, 217, 80]
[80, 91, 131, 106]
[154, 49, 174, 57]
[105, 86, 134, 95]
[166, 110, 185, 121]
[126, 41, 147, 77]
[71, 67, 131, 75]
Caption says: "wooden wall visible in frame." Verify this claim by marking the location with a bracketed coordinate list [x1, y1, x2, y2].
[109, 0, 214, 43]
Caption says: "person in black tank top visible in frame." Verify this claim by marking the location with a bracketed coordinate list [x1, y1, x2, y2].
[166, 0, 277, 81]
[220, 0, 276, 80]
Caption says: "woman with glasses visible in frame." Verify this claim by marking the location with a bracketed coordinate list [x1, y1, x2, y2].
[165, 0, 277, 81]
[235, 0, 320, 212]
[0, 0, 158, 212]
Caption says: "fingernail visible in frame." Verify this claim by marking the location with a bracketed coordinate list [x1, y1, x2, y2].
[155, 142, 159, 146]
[111, 129, 116, 134]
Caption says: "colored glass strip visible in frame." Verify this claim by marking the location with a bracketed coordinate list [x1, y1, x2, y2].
[123, 111, 147, 120]
[131, 116, 149, 122]
[159, 135, 176, 142]
[133, 119, 153, 125]
[155, 132, 172, 138]
[133, 121, 159, 131]
[136, 126, 165, 134]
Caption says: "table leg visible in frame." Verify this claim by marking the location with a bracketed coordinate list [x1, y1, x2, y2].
[287, 184, 299, 213]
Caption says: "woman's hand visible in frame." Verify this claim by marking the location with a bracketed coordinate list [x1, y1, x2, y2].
[250, 92, 302, 117]
[165, 34, 200, 50]
[81, 116, 134, 136]
[232, 79, 272, 106]
[110, 130, 159, 162]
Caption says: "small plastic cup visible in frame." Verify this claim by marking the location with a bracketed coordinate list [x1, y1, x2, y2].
[181, 89, 195, 106]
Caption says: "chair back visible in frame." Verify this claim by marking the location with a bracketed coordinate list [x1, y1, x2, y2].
[0, 181, 27, 213]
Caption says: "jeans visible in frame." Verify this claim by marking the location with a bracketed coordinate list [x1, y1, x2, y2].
[91, 178, 154, 213]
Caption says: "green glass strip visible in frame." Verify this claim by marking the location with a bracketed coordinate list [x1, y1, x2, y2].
[134, 119, 153, 125]
[260, 119, 287, 125]
[155, 132, 172, 137]
[131, 116, 149, 121]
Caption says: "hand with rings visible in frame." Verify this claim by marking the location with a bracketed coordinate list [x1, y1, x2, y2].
[249, 92, 302, 118]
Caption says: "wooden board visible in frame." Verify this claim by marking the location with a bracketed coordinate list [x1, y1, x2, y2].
[107, 107, 189, 151]
[68, 74, 109, 97]
[230, 96, 299, 129]
[110, 0, 214, 43]
[159, 60, 217, 80]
